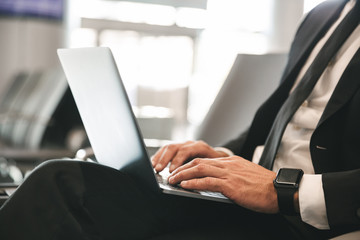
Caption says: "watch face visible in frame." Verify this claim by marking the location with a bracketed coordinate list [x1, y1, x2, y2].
[276, 168, 303, 186]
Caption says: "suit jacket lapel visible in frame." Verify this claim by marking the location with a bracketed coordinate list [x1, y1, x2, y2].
[318, 47, 360, 127]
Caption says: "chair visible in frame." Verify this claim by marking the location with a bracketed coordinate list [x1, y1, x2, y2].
[195, 53, 287, 146]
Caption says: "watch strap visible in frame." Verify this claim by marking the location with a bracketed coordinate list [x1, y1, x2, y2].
[276, 187, 297, 215]
[274, 168, 303, 215]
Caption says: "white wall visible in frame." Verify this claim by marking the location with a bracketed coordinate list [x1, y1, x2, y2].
[268, 0, 304, 52]
[0, 18, 65, 97]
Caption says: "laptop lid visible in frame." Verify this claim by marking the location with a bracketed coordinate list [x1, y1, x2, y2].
[57, 47, 160, 191]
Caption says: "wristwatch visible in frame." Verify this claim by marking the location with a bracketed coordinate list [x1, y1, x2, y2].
[273, 168, 304, 215]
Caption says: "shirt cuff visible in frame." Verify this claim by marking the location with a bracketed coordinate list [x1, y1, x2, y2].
[213, 147, 234, 157]
[299, 174, 330, 229]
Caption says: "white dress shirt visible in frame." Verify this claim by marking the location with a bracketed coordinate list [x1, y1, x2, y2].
[251, 0, 360, 231]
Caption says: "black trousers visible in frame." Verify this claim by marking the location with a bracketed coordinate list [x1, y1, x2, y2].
[0, 160, 325, 240]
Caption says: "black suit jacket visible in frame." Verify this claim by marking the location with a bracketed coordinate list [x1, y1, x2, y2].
[223, 0, 360, 233]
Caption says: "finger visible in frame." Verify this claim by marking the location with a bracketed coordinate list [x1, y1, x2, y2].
[169, 160, 224, 185]
[154, 141, 193, 172]
[170, 158, 225, 176]
[169, 142, 200, 172]
[169, 141, 227, 172]
[180, 177, 223, 193]
[153, 145, 174, 172]
[151, 145, 173, 169]
[151, 146, 166, 167]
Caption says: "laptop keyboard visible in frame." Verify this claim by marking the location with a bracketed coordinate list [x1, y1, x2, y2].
[155, 171, 229, 200]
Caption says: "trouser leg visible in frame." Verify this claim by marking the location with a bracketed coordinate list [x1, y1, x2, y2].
[0, 159, 163, 240]
[0, 159, 325, 240]
[0, 160, 97, 240]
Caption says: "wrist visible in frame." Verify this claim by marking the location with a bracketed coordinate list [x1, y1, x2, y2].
[213, 147, 234, 157]
[294, 191, 300, 213]
[273, 168, 303, 215]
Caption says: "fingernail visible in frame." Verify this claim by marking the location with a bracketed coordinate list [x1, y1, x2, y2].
[155, 164, 162, 170]
[181, 181, 188, 187]
[168, 176, 173, 184]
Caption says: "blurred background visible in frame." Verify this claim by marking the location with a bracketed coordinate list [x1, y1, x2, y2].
[0, 0, 326, 186]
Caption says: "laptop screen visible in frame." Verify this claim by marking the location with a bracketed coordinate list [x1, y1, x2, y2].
[57, 47, 159, 190]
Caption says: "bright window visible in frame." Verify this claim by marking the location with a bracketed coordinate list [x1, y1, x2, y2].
[304, 0, 327, 13]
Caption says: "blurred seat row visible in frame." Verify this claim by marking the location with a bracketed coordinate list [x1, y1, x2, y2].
[0, 68, 87, 185]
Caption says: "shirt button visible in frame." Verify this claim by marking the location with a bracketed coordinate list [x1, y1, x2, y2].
[293, 125, 301, 130]
[302, 100, 309, 108]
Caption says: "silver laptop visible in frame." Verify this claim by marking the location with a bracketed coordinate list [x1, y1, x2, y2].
[57, 47, 231, 203]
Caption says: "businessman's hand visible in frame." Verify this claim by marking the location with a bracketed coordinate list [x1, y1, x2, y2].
[168, 156, 279, 214]
[151, 141, 229, 173]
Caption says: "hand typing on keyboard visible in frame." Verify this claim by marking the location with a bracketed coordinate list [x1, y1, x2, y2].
[151, 140, 280, 214]
[167, 155, 279, 214]
[151, 140, 229, 173]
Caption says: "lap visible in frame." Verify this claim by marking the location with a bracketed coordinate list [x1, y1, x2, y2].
[0, 160, 324, 240]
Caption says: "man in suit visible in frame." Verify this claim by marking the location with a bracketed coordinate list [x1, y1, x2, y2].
[153, 0, 360, 237]
[0, 0, 359, 239]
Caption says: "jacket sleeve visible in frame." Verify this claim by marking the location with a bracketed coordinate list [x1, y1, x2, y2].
[322, 169, 360, 228]
[221, 128, 250, 157]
